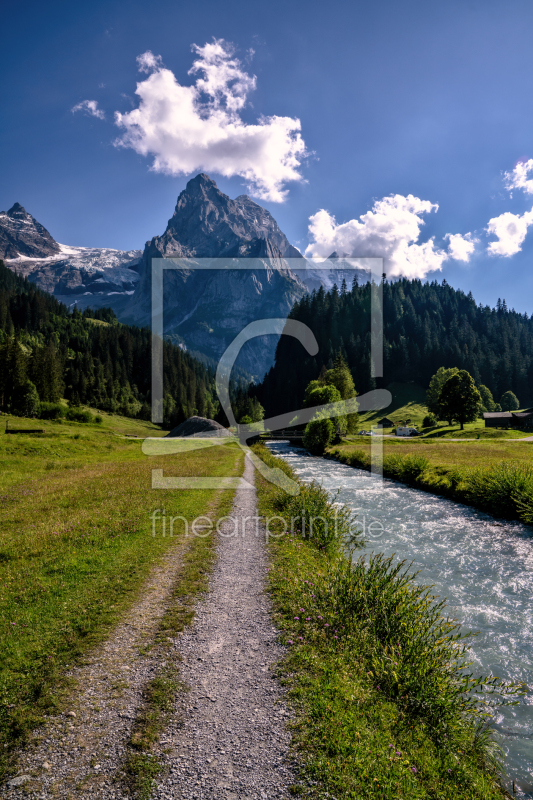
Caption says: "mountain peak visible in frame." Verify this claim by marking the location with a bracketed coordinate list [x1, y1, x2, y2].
[8, 202, 29, 219]
[188, 173, 218, 188]
[0, 203, 60, 259]
[151, 173, 301, 261]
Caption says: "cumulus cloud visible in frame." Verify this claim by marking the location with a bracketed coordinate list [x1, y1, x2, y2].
[113, 40, 308, 202]
[504, 158, 533, 196]
[444, 232, 477, 262]
[305, 194, 456, 279]
[71, 100, 105, 119]
[487, 208, 533, 256]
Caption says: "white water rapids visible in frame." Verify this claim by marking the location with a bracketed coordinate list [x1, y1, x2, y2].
[267, 442, 533, 797]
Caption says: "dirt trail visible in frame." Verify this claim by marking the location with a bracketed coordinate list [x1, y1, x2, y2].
[5, 456, 296, 799]
[151, 455, 296, 800]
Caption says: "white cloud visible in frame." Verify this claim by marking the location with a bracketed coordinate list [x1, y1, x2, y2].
[444, 232, 477, 262]
[113, 40, 308, 202]
[136, 51, 163, 74]
[504, 158, 533, 196]
[487, 208, 533, 256]
[71, 100, 105, 120]
[305, 194, 451, 279]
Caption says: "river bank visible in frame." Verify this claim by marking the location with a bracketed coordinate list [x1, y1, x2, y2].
[327, 440, 533, 525]
[253, 442, 520, 800]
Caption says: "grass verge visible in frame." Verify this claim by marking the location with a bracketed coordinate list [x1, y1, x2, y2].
[252, 442, 519, 800]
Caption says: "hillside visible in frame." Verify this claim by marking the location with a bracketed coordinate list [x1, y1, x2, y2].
[0, 259, 218, 428]
[357, 381, 428, 427]
[255, 278, 533, 418]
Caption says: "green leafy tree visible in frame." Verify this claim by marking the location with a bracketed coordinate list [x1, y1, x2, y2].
[422, 413, 437, 428]
[304, 382, 347, 438]
[325, 354, 355, 399]
[303, 418, 335, 455]
[478, 384, 497, 412]
[500, 390, 519, 411]
[325, 353, 359, 433]
[426, 367, 459, 424]
[439, 370, 482, 430]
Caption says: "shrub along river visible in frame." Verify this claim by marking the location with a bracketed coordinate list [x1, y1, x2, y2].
[268, 442, 533, 797]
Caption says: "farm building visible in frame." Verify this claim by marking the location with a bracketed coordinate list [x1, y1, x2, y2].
[483, 409, 533, 429]
[377, 416, 394, 427]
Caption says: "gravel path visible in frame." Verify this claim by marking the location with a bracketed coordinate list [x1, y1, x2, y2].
[5, 455, 297, 799]
[151, 454, 296, 799]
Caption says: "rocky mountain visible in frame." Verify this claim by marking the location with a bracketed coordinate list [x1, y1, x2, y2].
[1, 203, 141, 298]
[121, 174, 308, 377]
[0, 203, 60, 259]
[140, 173, 303, 263]
[1, 176, 367, 377]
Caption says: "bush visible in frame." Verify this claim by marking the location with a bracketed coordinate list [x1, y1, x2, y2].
[94, 415, 103, 425]
[282, 482, 359, 555]
[254, 443, 361, 557]
[39, 402, 66, 420]
[303, 417, 335, 455]
[14, 380, 40, 418]
[65, 407, 93, 424]
[423, 413, 437, 427]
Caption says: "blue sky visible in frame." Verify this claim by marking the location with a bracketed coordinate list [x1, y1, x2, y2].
[2, 0, 533, 310]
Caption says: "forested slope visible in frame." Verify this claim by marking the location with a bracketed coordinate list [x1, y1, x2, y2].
[0, 260, 219, 425]
[256, 277, 533, 416]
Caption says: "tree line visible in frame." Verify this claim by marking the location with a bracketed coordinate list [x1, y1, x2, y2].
[0, 260, 220, 426]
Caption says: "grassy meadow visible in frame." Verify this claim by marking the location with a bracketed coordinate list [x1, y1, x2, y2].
[252, 443, 515, 800]
[358, 382, 429, 430]
[0, 411, 243, 777]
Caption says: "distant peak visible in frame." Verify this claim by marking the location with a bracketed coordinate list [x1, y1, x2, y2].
[186, 173, 218, 189]
[8, 202, 28, 217]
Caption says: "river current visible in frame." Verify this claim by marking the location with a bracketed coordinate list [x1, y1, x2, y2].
[267, 442, 533, 796]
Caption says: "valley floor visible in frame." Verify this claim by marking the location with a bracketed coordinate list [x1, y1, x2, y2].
[0, 414, 518, 800]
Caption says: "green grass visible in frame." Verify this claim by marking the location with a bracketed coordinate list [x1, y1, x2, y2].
[252, 443, 517, 800]
[358, 382, 428, 429]
[420, 426, 531, 439]
[0, 411, 242, 781]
